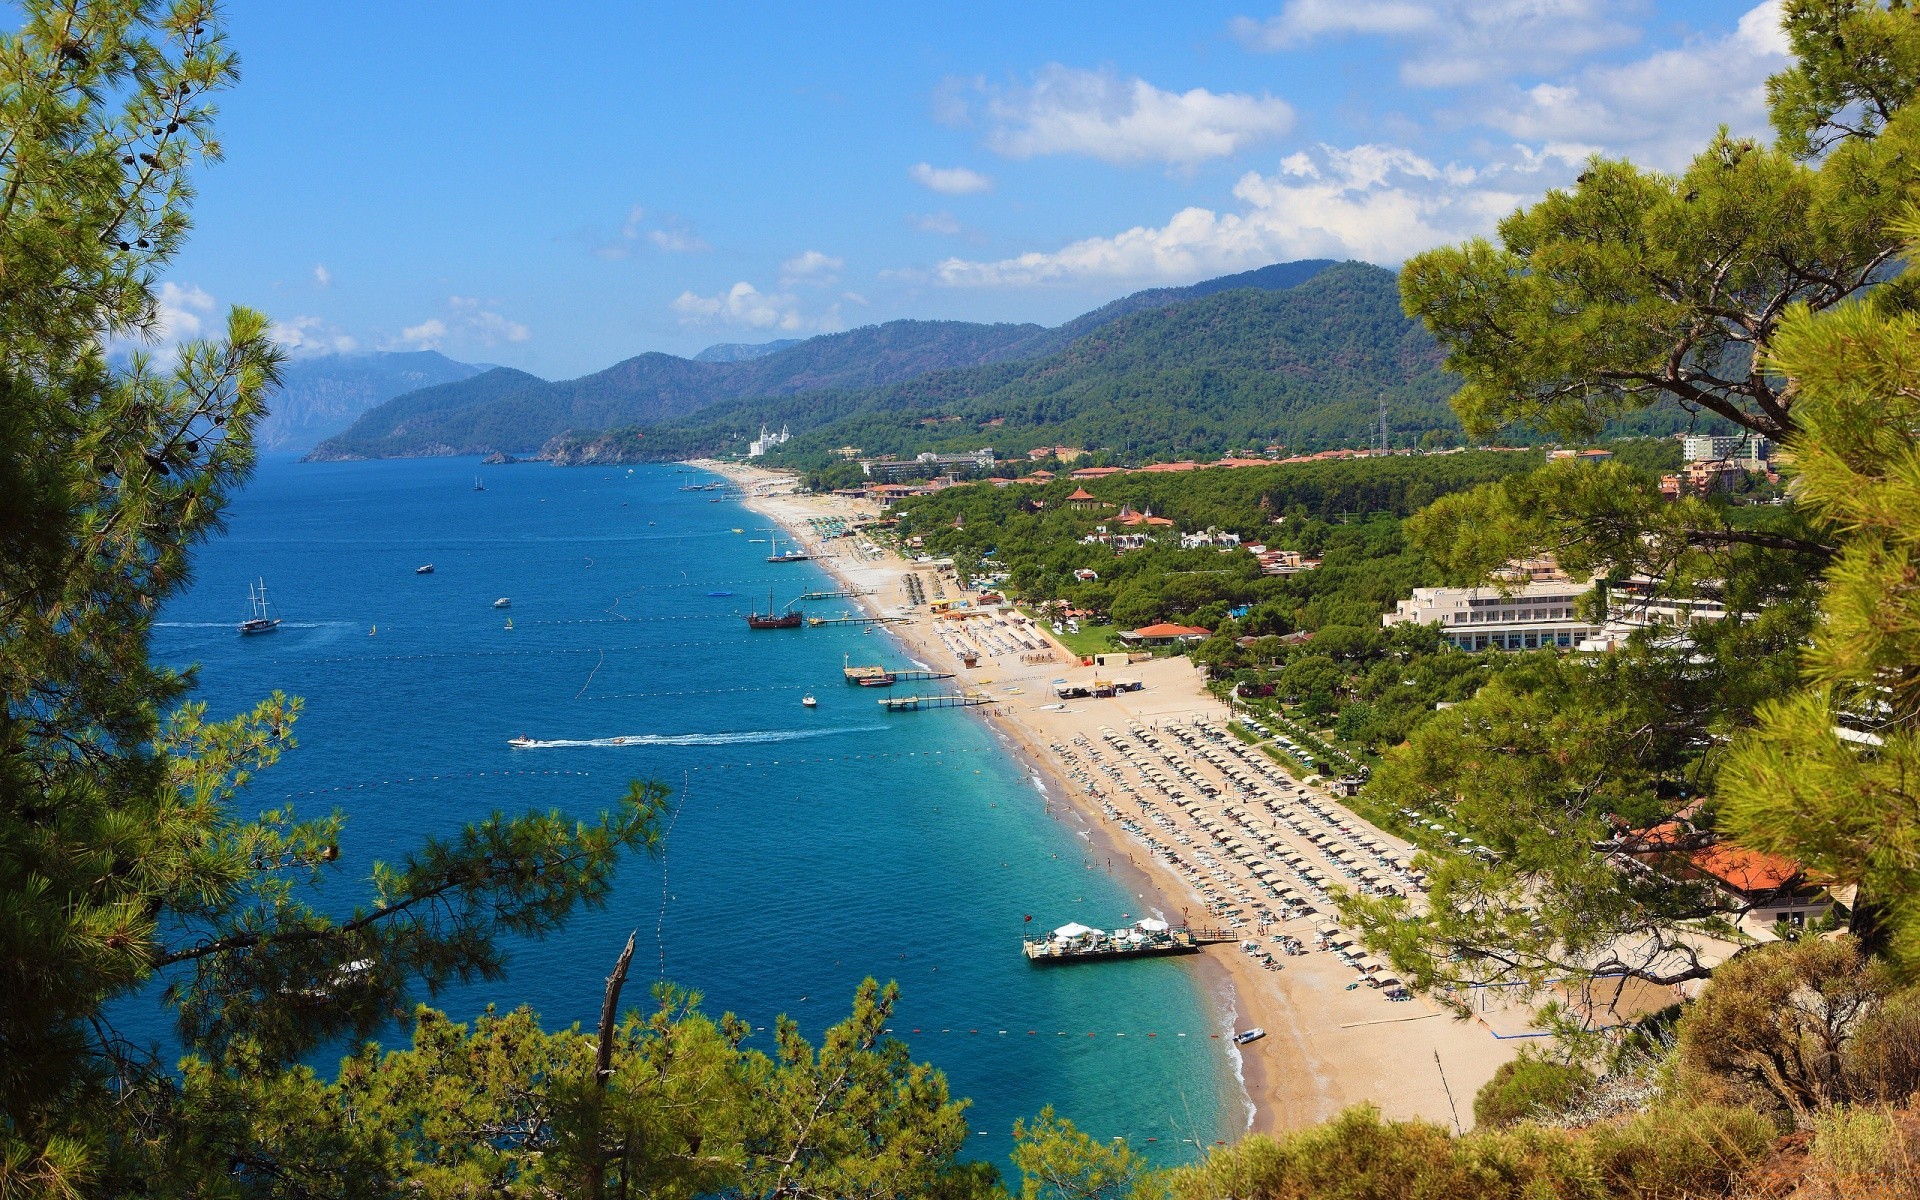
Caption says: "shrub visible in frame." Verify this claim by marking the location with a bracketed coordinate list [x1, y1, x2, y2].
[1473, 1053, 1594, 1129]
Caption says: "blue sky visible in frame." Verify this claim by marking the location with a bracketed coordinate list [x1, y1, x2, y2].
[161, 1, 1786, 378]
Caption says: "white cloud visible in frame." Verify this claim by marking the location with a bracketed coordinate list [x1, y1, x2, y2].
[272, 315, 358, 355]
[781, 249, 844, 286]
[399, 318, 449, 349]
[1233, 0, 1643, 88]
[648, 224, 710, 253]
[1474, 0, 1790, 169]
[981, 65, 1294, 166]
[152, 282, 216, 341]
[396, 298, 530, 350]
[910, 211, 964, 235]
[932, 142, 1572, 287]
[312, 263, 332, 288]
[670, 281, 843, 333]
[909, 162, 994, 194]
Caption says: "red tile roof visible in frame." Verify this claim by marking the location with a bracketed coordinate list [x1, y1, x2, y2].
[1130, 622, 1212, 638]
[1689, 844, 1801, 893]
[1066, 487, 1097, 500]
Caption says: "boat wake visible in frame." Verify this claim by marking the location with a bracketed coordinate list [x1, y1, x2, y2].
[511, 726, 883, 750]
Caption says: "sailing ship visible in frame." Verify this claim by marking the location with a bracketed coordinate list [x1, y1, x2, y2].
[745, 590, 803, 629]
[237, 578, 281, 635]
[766, 534, 811, 564]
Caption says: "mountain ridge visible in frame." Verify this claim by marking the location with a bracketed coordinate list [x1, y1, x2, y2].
[308, 260, 1344, 461]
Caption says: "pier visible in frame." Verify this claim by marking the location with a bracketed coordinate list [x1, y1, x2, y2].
[1022, 920, 1236, 964]
[807, 614, 908, 627]
[878, 692, 992, 712]
[800, 588, 873, 601]
[843, 662, 956, 687]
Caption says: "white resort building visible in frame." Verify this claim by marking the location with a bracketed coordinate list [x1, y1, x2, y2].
[1382, 579, 1601, 651]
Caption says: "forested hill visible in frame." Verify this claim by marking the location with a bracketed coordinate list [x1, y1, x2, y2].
[551, 261, 1458, 464]
[305, 259, 1344, 461]
[306, 320, 1053, 460]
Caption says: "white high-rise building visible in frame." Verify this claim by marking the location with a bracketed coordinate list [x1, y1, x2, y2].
[747, 423, 790, 457]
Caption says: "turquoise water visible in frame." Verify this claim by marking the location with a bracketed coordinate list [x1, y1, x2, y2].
[147, 455, 1237, 1162]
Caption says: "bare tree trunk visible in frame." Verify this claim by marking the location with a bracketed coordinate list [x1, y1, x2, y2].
[586, 931, 638, 1200]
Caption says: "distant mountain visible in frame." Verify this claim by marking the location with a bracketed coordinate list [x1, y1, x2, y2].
[308, 259, 1342, 460]
[693, 338, 803, 363]
[549, 262, 1458, 465]
[257, 351, 483, 452]
[310, 320, 1060, 460]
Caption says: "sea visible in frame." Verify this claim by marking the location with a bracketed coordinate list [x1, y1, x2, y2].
[143, 454, 1239, 1165]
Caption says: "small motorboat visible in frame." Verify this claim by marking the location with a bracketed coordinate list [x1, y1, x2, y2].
[708, 591, 734, 597]
[508, 735, 536, 749]
[493, 597, 511, 608]
[415, 564, 434, 575]
[802, 693, 817, 708]
[1232, 1027, 1266, 1045]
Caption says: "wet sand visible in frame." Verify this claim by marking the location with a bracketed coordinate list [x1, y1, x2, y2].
[700, 459, 1520, 1135]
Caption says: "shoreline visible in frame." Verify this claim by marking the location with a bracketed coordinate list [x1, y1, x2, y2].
[696, 458, 1518, 1138]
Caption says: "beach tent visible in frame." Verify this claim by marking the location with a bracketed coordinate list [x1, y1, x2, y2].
[1051, 922, 1098, 940]
[1136, 918, 1170, 932]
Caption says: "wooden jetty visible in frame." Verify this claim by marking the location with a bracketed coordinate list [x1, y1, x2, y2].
[842, 661, 955, 687]
[807, 614, 907, 627]
[800, 588, 873, 601]
[877, 691, 992, 712]
[1022, 921, 1235, 964]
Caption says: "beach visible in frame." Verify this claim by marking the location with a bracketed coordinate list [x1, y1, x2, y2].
[701, 459, 1523, 1136]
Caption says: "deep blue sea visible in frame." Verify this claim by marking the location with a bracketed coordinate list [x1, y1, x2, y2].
[146, 455, 1237, 1164]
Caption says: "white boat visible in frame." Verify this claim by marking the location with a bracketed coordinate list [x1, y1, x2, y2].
[1231, 1027, 1266, 1045]
[238, 578, 281, 635]
[415, 564, 434, 575]
[802, 693, 817, 708]
[508, 735, 536, 749]
[493, 597, 511, 608]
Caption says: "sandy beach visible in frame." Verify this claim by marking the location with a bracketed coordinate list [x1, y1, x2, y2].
[699, 458, 1521, 1136]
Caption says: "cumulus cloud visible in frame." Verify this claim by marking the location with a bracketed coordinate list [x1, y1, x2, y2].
[312, 263, 332, 288]
[780, 249, 844, 286]
[1233, 0, 1643, 88]
[590, 205, 709, 258]
[1474, 0, 1790, 169]
[147, 281, 217, 342]
[670, 281, 844, 333]
[272, 315, 358, 355]
[396, 298, 530, 350]
[980, 65, 1294, 167]
[909, 162, 994, 194]
[932, 142, 1573, 287]
[910, 211, 964, 235]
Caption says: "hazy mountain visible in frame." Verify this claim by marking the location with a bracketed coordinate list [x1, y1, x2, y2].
[546, 261, 1456, 465]
[309, 260, 1342, 460]
[693, 338, 803, 363]
[258, 351, 484, 452]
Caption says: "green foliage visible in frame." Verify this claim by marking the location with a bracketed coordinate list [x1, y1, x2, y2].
[0, 7, 689, 1194]
[168, 978, 998, 1200]
[1400, 95, 1913, 444]
[1715, 211, 1920, 974]
[1674, 936, 1920, 1124]
[1473, 1053, 1593, 1130]
[1344, 648, 1738, 1000]
[1009, 1107, 1151, 1200]
[1161, 1102, 1776, 1200]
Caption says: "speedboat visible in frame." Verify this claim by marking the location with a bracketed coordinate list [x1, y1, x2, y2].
[415, 564, 434, 575]
[1231, 1027, 1266, 1045]
[493, 597, 511, 608]
[802, 693, 817, 708]
[508, 735, 536, 749]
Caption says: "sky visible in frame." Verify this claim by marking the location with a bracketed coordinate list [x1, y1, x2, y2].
[161, 1, 1791, 379]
